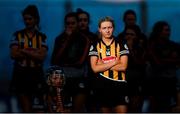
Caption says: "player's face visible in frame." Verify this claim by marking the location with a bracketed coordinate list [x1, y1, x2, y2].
[78, 13, 89, 30]
[23, 14, 36, 29]
[125, 29, 136, 48]
[99, 21, 114, 39]
[65, 17, 78, 32]
[125, 29, 136, 40]
[51, 74, 61, 86]
[160, 25, 170, 40]
[125, 14, 136, 26]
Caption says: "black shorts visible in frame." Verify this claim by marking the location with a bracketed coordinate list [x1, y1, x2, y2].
[9, 65, 47, 95]
[93, 76, 129, 107]
[63, 77, 88, 96]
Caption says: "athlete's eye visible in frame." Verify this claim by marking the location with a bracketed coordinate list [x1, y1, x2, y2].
[108, 26, 113, 29]
[102, 27, 106, 30]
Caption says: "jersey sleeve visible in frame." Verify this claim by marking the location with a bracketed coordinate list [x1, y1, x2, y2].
[40, 32, 48, 50]
[119, 40, 129, 56]
[9, 31, 19, 48]
[89, 42, 98, 57]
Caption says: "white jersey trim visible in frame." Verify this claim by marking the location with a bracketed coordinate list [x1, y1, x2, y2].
[100, 73, 127, 82]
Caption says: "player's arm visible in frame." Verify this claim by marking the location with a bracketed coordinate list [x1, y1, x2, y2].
[10, 44, 25, 60]
[21, 47, 47, 62]
[110, 55, 128, 72]
[90, 56, 118, 73]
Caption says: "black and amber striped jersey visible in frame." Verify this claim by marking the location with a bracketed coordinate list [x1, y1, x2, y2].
[89, 39, 129, 82]
[10, 29, 48, 67]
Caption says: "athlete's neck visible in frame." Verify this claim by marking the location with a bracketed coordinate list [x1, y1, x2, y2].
[102, 36, 113, 46]
[25, 28, 36, 38]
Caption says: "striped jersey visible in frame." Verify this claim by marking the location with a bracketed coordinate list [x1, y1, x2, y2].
[89, 39, 129, 81]
[10, 29, 48, 67]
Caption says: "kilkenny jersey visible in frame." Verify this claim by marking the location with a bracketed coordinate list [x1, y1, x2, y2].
[10, 29, 48, 67]
[89, 39, 129, 81]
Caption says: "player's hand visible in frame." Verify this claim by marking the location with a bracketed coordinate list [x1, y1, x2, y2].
[65, 27, 72, 36]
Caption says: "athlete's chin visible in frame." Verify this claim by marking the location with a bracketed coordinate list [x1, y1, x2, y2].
[104, 35, 112, 38]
